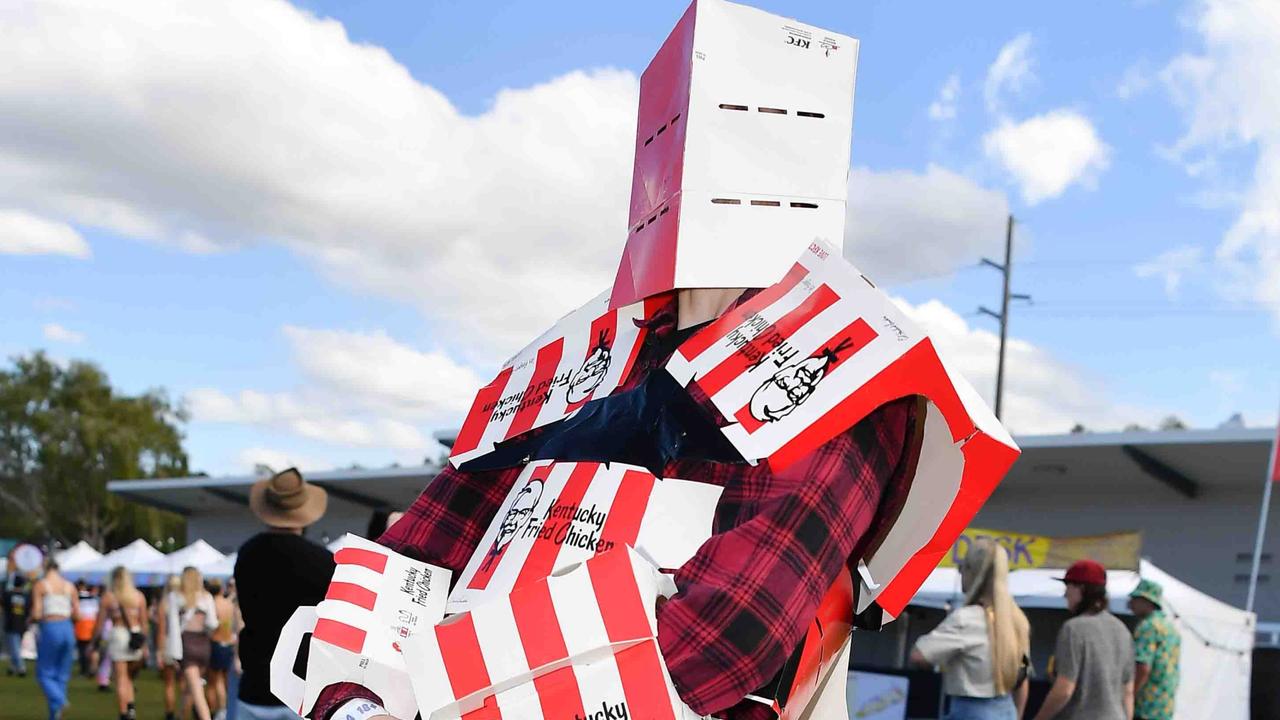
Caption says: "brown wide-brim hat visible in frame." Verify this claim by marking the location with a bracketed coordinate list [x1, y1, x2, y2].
[249, 468, 327, 529]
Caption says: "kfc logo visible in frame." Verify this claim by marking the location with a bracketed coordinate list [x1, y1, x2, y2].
[481, 478, 544, 571]
[566, 329, 613, 404]
[747, 336, 859, 423]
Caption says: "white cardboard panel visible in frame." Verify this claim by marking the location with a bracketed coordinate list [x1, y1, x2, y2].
[684, 0, 857, 201]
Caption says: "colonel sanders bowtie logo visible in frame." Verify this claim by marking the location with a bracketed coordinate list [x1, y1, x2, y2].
[482, 477, 544, 571]
[566, 329, 613, 404]
[747, 336, 859, 423]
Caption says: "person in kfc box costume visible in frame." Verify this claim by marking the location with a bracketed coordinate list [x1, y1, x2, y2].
[305, 2, 1020, 719]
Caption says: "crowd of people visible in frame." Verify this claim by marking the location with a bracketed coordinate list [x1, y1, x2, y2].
[3, 559, 239, 720]
[909, 538, 1183, 720]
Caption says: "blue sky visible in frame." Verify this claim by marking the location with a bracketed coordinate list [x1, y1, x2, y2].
[1, 0, 1277, 475]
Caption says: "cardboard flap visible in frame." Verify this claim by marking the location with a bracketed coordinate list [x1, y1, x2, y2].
[448, 460, 721, 614]
[450, 291, 655, 467]
[269, 605, 316, 715]
[290, 534, 451, 719]
[408, 547, 697, 720]
[667, 240, 1021, 617]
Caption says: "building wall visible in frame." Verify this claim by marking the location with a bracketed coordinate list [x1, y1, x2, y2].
[975, 479, 1280, 623]
[189, 509, 372, 555]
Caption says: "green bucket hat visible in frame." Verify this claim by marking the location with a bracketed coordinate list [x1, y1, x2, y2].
[1129, 578, 1164, 607]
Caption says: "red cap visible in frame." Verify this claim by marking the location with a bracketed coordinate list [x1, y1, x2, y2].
[1057, 559, 1107, 586]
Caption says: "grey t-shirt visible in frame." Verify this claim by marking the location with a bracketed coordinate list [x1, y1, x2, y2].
[1053, 611, 1135, 720]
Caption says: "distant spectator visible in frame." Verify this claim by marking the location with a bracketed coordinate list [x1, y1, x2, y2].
[74, 580, 99, 677]
[1128, 580, 1180, 720]
[32, 558, 80, 720]
[1032, 560, 1134, 720]
[165, 566, 218, 720]
[911, 538, 1032, 719]
[235, 468, 334, 720]
[208, 578, 237, 720]
[3, 574, 31, 677]
[96, 565, 149, 720]
[155, 574, 185, 720]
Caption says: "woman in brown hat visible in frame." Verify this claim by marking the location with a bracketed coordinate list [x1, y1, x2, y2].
[233, 469, 335, 720]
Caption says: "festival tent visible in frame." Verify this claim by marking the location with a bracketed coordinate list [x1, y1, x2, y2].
[53, 541, 101, 568]
[204, 552, 236, 581]
[910, 560, 1255, 720]
[132, 540, 227, 586]
[62, 538, 164, 584]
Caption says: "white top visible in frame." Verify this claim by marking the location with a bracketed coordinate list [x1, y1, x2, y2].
[914, 604, 999, 698]
[164, 591, 219, 660]
[41, 590, 73, 619]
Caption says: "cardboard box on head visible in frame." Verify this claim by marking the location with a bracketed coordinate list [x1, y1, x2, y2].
[611, 0, 859, 308]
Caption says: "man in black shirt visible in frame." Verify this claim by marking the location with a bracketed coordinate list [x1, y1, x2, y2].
[235, 469, 335, 720]
[3, 574, 31, 677]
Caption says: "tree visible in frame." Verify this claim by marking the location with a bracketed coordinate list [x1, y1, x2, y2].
[0, 352, 189, 550]
[1159, 415, 1188, 431]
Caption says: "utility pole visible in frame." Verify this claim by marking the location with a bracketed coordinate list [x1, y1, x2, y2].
[978, 215, 1030, 420]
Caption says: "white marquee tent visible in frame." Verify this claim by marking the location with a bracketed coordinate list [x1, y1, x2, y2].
[910, 560, 1255, 720]
[53, 541, 101, 569]
[62, 538, 164, 584]
[132, 540, 227, 586]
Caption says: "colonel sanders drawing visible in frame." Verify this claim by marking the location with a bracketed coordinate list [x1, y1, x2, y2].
[481, 478, 544, 571]
[747, 337, 857, 424]
[565, 329, 612, 404]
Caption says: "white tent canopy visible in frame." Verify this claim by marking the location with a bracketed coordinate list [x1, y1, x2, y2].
[133, 540, 227, 586]
[53, 541, 101, 569]
[203, 552, 236, 581]
[62, 538, 164, 583]
[910, 559, 1254, 720]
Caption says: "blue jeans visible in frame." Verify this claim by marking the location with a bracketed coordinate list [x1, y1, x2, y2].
[36, 620, 75, 720]
[945, 694, 1018, 720]
[5, 631, 25, 673]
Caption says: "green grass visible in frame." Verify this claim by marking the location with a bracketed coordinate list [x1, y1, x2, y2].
[1, 667, 168, 720]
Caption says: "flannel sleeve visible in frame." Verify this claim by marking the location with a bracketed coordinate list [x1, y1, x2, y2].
[310, 463, 522, 720]
[655, 398, 914, 717]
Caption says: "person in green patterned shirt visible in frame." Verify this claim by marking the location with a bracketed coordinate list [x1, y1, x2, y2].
[1128, 579, 1181, 720]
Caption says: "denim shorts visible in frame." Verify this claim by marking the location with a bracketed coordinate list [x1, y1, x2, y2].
[945, 694, 1017, 720]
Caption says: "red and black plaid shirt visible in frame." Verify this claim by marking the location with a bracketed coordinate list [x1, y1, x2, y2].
[314, 293, 918, 720]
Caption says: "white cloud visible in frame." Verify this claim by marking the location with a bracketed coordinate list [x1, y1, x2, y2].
[1161, 0, 1280, 327]
[928, 74, 961, 121]
[984, 33, 1035, 113]
[42, 323, 84, 344]
[844, 165, 1009, 283]
[983, 110, 1111, 204]
[185, 324, 479, 457]
[0, 209, 89, 258]
[234, 447, 326, 474]
[1134, 245, 1205, 298]
[187, 387, 432, 452]
[282, 325, 483, 418]
[0, 0, 638, 355]
[894, 297, 1161, 434]
[1116, 62, 1153, 100]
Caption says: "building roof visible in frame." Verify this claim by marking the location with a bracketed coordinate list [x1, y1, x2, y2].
[110, 425, 1276, 515]
[108, 464, 438, 517]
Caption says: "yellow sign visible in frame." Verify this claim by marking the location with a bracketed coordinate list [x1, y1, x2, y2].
[939, 527, 1141, 571]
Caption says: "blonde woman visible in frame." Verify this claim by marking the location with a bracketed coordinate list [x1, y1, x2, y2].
[155, 575, 185, 720]
[94, 566, 149, 720]
[31, 559, 79, 720]
[165, 566, 218, 720]
[911, 538, 1032, 720]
